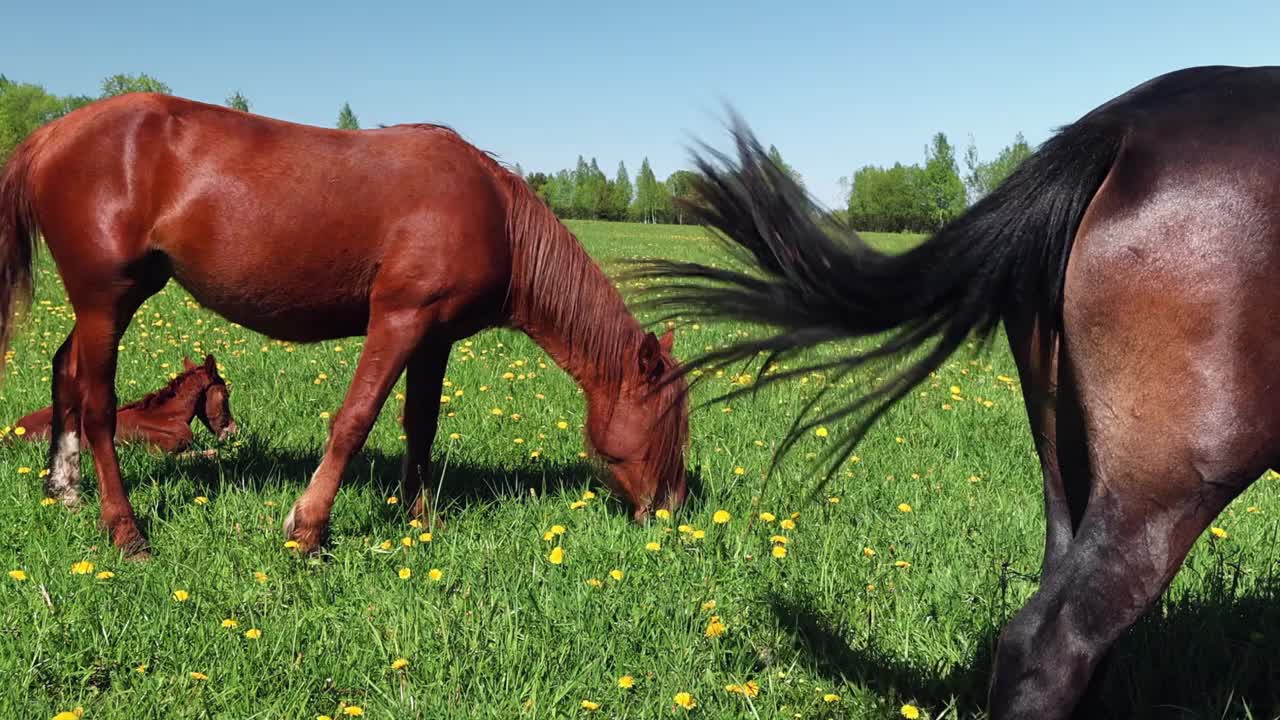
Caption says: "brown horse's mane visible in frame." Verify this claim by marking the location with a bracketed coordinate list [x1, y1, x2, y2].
[391, 122, 689, 492]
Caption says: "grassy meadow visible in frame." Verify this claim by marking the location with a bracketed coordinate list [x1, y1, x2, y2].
[0, 220, 1277, 719]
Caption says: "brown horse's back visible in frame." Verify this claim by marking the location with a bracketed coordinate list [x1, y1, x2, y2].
[29, 94, 512, 342]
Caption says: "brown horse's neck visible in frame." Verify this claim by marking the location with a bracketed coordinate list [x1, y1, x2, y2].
[503, 178, 643, 390]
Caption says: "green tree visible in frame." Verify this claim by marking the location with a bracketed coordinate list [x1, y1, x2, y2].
[0, 79, 63, 160]
[337, 102, 359, 130]
[964, 132, 1033, 201]
[100, 73, 171, 97]
[767, 144, 805, 190]
[920, 132, 966, 231]
[632, 158, 663, 223]
[608, 161, 633, 221]
[665, 170, 700, 224]
[847, 162, 929, 232]
[225, 90, 251, 112]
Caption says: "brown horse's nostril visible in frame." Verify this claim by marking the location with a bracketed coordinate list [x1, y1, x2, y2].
[219, 421, 239, 440]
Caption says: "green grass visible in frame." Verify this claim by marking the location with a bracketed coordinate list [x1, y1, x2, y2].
[1, 221, 1277, 719]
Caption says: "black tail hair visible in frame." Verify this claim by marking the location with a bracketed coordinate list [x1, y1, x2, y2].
[630, 112, 1125, 490]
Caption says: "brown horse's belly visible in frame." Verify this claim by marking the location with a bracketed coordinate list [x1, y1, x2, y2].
[171, 271, 372, 342]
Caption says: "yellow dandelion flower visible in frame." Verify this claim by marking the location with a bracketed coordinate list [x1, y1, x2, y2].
[556, 420, 570, 430]
[135, 664, 147, 674]
[701, 599, 717, 611]
[712, 510, 731, 524]
[814, 427, 828, 438]
[40, 497, 57, 506]
[342, 707, 364, 717]
[692, 530, 706, 540]
[398, 567, 412, 580]
[189, 671, 208, 680]
[70, 561, 94, 575]
[678, 524, 693, 534]
[569, 500, 587, 510]
[194, 496, 209, 505]
[585, 578, 603, 587]
[1247, 505, 1260, 513]
[17, 466, 31, 475]
[428, 568, 443, 582]
[391, 657, 409, 670]
[609, 569, 625, 581]
[895, 560, 912, 568]
[253, 571, 268, 583]
[898, 503, 913, 513]
[759, 512, 776, 523]
[704, 615, 726, 638]
[581, 490, 596, 500]
[863, 547, 876, 557]
[824, 692, 841, 703]
[52, 710, 83, 720]
[386, 495, 399, 505]
[319, 411, 330, 420]
[548, 546, 565, 564]
[618, 674, 635, 689]
[409, 519, 423, 529]
[645, 541, 661, 552]
[244, 628, 262, 640]
[771, 535, 789, 544]
[9, 569, 28, 582]
[172, 589, 190, 602]
[13, 426, 26, 437]
[419, 532, 433, 543]
[1210, 527, 1228, 539]
[401, 536, 414, 547]
[673, 692, 696, 710]
[379, 540, 394, 551]
[449, 432, 461, 440]
[771, 545, 787, 559]
[95, 571, 115, 580]
[580, 700, 600, 711]
[901, 704, 921, 718]
[655, 508, 671, 521]
[828, 496, 840, 504]
[284, 540, 301, 550]
[779, 518, 796, 530]
[490, 407, 504, 416]
[733, 466, 745, 476]
[222, 618, 238, 628]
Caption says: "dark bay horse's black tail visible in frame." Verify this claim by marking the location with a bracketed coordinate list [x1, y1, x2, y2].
[634, 113, 1125, 480]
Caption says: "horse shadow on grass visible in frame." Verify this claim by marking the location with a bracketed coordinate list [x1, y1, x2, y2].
[766, 571, 1280, 719]
[130, 432, 707, 532]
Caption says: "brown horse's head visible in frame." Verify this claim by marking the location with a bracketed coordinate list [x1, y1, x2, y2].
[585, 329, 689, 520]
[183, 354, 237, 441]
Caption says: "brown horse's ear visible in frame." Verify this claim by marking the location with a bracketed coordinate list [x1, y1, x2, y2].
[639, 332, 663, 379]
[658, 329, 674, 354]
[204, 354, 216, 370]
[182, 357, 196, 371]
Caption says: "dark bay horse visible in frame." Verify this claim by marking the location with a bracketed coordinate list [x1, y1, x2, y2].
[634, 65, 1280, 718]
[12, 354, 236, 453]
[0, 94, 688, 557]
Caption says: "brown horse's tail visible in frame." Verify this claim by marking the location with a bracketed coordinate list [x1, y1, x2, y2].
[0, 136, 41, 380]
[630, 111, 1126, 487]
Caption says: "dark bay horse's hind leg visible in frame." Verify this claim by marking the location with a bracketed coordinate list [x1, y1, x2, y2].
[400, 343, 451, 527]
[283, 305, 438, 553]
[44, 328, 82, 506]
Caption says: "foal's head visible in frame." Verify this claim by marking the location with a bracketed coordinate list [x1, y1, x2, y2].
[585, 330, 689, 520]
[182, 354, 237, 441]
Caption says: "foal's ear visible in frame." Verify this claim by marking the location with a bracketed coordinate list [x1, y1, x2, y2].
[638, 332, 664, 379]
[182, 357, 197, 371]
[203, 354, 216, 371]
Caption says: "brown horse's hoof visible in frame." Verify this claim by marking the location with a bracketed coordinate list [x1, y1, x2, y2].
[408, 496, 446, 531]
[282, 503, 328, 555]
[104, 520, 151, 560]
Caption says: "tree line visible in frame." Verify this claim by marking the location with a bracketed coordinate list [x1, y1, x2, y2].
[2, 71, 1035, 231]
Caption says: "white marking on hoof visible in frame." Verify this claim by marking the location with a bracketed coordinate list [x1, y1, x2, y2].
[45, 432, 81, 505]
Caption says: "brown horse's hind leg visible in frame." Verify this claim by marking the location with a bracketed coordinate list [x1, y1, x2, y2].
[283, 307, 437, 553]
[401, 343, 451, 527]
[44, 329, 83, 507]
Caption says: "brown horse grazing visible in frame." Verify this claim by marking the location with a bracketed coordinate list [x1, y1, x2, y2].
[0, 94, 688, 558]
[11, 354, 236, 453]
[633, 65, 1280, 718]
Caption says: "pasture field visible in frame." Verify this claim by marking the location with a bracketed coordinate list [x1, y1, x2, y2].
[0, 220, 1277, 719]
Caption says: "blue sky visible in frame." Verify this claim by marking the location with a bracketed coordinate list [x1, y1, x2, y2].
[6, 1, 1278, 206]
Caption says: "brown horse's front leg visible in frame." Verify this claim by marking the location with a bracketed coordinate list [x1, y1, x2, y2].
[74, 312, 149, 558]
[44, 329, 83, 507]
[401, 343, 451, 528]
[284, 306, 436, 554]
